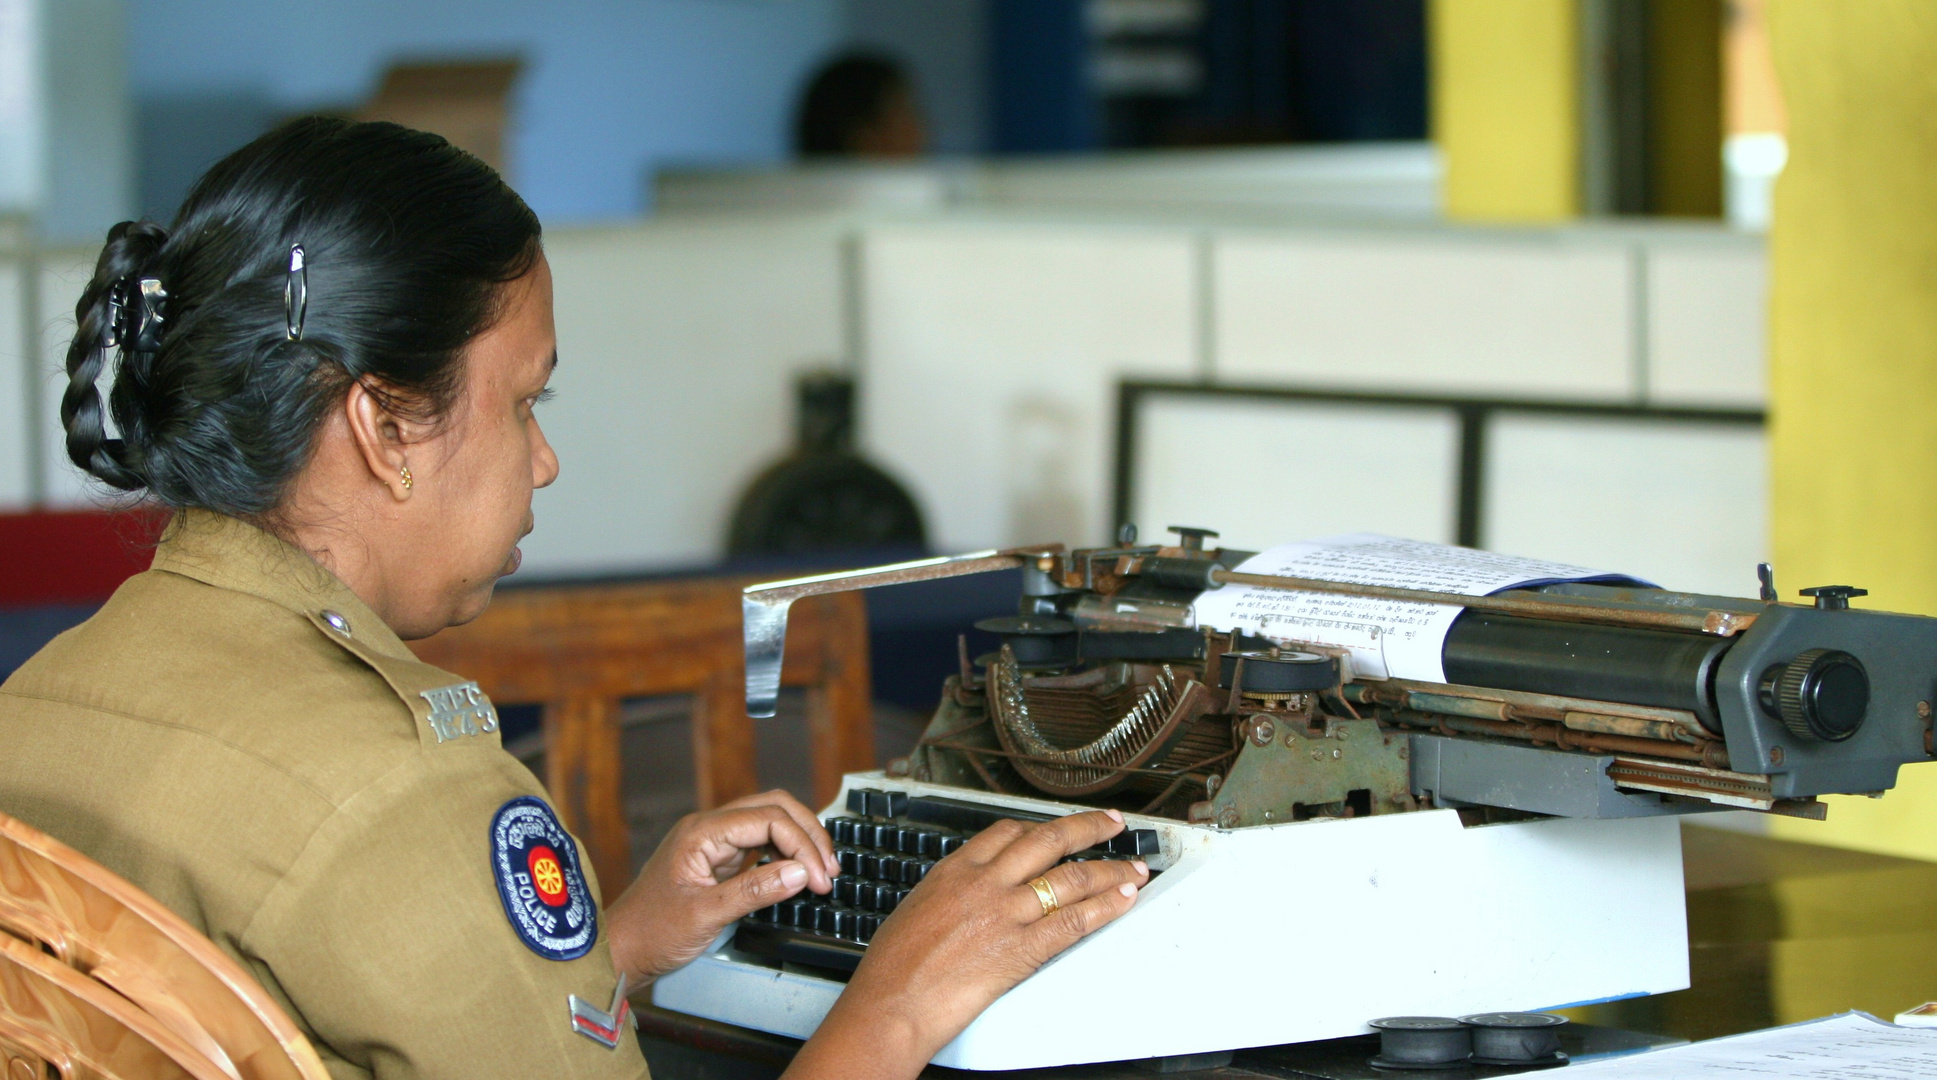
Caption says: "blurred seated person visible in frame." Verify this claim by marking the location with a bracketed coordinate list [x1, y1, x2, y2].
[794, 53, 927, 160]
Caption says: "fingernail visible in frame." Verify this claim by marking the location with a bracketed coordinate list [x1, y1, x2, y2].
[1118, 883, 1136, 897]
[778, 862, 808, 889]
[1105, 809, 1123, 823]
[1133, 860, 1148, 876]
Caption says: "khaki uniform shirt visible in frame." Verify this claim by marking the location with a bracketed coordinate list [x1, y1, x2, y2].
[0, 511, 651, 1080]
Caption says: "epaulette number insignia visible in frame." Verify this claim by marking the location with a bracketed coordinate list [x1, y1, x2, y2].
[422, 681, 498, 743]
[491, 797, 597, 961]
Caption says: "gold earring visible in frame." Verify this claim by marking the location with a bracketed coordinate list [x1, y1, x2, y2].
[399, 465, 413, 490]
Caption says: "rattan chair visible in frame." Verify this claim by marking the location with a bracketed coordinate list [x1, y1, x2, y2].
[0, 811, 329, 1080]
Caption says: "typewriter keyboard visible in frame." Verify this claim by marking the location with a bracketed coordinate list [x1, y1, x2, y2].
[733, 788, 1159, 975]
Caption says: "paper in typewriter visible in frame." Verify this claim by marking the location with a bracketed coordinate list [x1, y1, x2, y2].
[1190, 534, 1644, 683]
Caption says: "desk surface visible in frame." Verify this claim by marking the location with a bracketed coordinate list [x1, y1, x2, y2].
[1574, 822, 1937, 1042]
[639, 823, 1937, 1079]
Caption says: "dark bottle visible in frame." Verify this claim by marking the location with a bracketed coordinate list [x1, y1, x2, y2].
[727, 371, 926, 556]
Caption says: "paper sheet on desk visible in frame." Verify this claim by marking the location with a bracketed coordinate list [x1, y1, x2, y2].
[1564, 1012, 1937, 1077]
[1189, 534, 1646, 682]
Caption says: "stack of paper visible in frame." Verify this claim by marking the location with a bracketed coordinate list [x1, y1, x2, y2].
[1567, 1013, 1937, 1077]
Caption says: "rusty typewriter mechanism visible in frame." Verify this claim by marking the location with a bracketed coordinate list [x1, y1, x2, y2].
[743, 527, 1937, 825]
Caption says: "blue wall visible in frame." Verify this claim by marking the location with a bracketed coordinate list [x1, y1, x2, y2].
[129, 0, 853, 223]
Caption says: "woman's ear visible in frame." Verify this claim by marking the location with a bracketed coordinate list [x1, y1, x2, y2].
[343, 378, 429, 501]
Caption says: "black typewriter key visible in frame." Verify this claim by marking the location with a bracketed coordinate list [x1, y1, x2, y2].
[916, 830, 945, 857]
[832, 908, 858, 937]
[877, 855, 903, 881]
[861, 789, 908, 819]
[831, 818, 857, 844]
[938, 834, 965, 856]
[859, 852, 881, 877]
[877, 888, 900, 913]
[824, 908, 846, 937]
[855, 882, 878, 908]
[901, 828, 928, 854]
[1108, 829, 1161, 856]
[833, 878, 859, 905]
[750, 904, 777, 923]
[846, 788, 873, 816]
[902, 859, 932, 884]
[780, 898, 810, 926]
[837, 848, 862, 875]
[859, 914, 880, 942]
[814, 906, 840, 934]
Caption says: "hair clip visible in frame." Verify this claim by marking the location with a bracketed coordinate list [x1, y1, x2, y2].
[284, 244, 308, 340]
[107, 275, 167, 352]
[103, 279, 128, 349]
[137, 278, 168, 348]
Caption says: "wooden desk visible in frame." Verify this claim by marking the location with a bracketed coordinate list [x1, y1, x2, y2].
[636, 824, 1937, 1078]
[411, 578, 872, 900]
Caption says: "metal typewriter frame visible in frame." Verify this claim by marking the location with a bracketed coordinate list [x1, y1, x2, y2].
[742, 529, 1937, 824]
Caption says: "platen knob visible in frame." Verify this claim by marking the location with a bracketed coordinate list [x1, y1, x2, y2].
[1758, 649, 1870, 742]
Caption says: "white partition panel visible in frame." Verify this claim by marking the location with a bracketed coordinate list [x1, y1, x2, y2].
[1130, 394, 1460, 551]
[1646, 241, 1767, 408]
[36, 248, 99, 507]
[1483, 413, 1767, 596]
[1214, 231, 1636, 400]
[523, 220, 846, 574]
[861, 222, 1196, 551]
[0, 259, 29, 508]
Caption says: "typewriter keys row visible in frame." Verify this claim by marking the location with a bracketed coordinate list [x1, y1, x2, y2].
[747, 896, 896, 941]
[731, 790, 1161, 977]
[830, 816, 966, 857]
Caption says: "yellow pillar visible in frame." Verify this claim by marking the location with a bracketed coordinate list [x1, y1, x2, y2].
[1431, 0, 1581, 221]
[1765, 1, 1937, 861]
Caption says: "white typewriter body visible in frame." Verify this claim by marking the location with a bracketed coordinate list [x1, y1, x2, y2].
[652, 771, 1688, 1071]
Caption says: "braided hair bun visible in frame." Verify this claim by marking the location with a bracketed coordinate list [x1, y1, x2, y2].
[59, 116, 541, 517]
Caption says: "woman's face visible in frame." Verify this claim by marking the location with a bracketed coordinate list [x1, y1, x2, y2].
[404, 253, 560, 631]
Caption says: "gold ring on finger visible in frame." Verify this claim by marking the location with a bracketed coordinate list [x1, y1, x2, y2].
[1027, 875, 1059, 917]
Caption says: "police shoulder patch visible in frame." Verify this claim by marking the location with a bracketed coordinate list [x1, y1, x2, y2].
[490, 797, 598, 961]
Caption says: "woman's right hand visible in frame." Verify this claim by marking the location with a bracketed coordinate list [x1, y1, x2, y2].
[783, 809, 1150, 1080]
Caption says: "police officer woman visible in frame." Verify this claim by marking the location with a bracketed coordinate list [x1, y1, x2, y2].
[0, 118, 1147, 1080]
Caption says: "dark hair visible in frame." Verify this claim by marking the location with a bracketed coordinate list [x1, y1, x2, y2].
[61, 116, 542, 517]
[794, 53, 911, 157]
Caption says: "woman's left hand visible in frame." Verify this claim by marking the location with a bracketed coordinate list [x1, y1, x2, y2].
[604, 788, 838, 982]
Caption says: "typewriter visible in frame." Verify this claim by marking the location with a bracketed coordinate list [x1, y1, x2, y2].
[653, 528, 1937, 1070]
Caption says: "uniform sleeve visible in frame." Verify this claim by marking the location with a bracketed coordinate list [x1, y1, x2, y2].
[242, 745, 652, 1080]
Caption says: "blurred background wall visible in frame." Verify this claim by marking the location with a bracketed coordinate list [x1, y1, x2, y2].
[126, 0, 998, 222]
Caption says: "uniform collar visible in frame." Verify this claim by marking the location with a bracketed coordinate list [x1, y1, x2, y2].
[150, 509, 416, 663]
